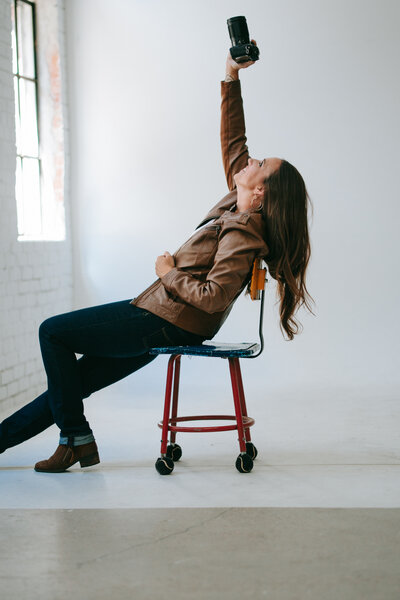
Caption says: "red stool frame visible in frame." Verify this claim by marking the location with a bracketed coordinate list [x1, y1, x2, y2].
[158, 354, 255, 456]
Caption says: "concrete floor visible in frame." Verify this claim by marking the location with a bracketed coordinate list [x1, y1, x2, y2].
[0, 382, 399, 598]
[1, 508, 399, 600]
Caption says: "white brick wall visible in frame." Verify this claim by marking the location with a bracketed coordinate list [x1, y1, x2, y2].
[0, 0, 72, 417]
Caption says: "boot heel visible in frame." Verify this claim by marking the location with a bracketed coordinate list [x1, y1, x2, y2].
[79, 452, 100, 468]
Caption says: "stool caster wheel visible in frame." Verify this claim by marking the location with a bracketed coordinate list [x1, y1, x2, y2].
[235, 453, 253, 473]
[245, 442, 258, 460]
[166, 443, 182, 461]
[155, 456, 174, 475]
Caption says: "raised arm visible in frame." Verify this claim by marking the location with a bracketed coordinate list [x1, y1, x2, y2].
[221, 44, 258, 191]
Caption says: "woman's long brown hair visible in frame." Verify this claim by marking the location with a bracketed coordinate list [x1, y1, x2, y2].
[253, 159, 315, 341]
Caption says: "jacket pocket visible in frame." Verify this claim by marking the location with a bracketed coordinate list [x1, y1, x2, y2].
[176, 225, 221, 268]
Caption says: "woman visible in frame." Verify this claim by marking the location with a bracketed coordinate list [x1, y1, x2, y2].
[0, 47, 314, 472]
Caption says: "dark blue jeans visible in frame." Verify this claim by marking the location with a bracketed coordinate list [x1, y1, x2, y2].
[0, 300, 206, 453]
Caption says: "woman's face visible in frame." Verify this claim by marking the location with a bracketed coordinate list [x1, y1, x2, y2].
[234, 157, 282, 191]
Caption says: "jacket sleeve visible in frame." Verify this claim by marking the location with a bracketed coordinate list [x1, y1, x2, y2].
[221, 80, 250, 191]
[160, 224, 263, 314]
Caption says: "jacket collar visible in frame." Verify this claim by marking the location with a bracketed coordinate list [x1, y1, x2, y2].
[196, 189, 263, 229]
[196, 190, 237, 229]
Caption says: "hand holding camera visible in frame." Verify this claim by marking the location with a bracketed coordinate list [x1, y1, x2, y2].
[227, 16, 260, 63]
[226, 16, 259, 79]
[226, 40, 258, 77]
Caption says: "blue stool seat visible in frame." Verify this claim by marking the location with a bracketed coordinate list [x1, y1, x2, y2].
[149, 341, 260, 358]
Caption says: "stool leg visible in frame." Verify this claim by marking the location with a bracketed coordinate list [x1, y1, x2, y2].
[229, 357, 247, 454]
[160, 355, 179, 456]
[170, 355, 181, 445]
[235, 359, 252, 443]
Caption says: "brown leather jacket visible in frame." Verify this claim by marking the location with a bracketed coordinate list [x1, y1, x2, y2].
[130, 80, 269, 338]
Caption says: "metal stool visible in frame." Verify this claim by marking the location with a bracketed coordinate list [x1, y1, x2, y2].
[150, 258, 267, 475]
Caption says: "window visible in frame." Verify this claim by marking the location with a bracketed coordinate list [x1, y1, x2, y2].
[11, 0, 42, 238]
[11, 0, 66, 242]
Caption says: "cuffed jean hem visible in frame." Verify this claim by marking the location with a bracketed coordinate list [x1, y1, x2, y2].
[59, 433, 96, 446]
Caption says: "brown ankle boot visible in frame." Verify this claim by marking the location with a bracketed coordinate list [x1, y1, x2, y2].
[34, 441, 100, 473]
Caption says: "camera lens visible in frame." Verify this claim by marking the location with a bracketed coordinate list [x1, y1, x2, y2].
[227, 16, 250, 46]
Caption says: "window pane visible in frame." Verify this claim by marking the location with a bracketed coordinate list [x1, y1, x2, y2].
[11, 4, 18, 75]
[16, 0, 35, 79]
[18, 78, 39, 157]
[14, 76, 21, 152]
[15, 156, 24, 236]
[20, 158, 42, 236]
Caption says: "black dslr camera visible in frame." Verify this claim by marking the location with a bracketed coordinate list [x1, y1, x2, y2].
[227, 16, 260, 63]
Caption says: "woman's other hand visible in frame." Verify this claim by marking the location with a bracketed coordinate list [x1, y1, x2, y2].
[225, 39, 258, 80]
[155, 251, 175, 278]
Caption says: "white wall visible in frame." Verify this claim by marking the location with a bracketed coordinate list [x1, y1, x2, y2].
[65, 0, 400, 400]
[0, 0, 72, 416]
